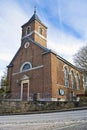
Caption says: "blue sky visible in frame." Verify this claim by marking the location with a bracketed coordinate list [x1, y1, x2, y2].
[0, 0, 87, 79]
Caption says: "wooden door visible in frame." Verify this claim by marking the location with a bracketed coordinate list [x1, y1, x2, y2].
[23, 83, 28, 100]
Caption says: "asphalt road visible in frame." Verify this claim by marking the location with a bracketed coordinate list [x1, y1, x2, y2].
[55, 122, 87, 130]
[0, 109, 87, 130]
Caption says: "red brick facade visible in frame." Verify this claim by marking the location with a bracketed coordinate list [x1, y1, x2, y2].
[7, 11, 85, 101]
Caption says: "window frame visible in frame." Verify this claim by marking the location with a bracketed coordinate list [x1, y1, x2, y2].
[20, 62, 32, 72]
[39, 27, 43, 35]
[76, 73, 80, 90]
[63, 66, 69, 87]
[26, 26, 31, 35]
[71, 70, 75, 89]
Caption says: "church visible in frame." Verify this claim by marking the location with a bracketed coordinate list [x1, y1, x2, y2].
[7, 10, 85, 101]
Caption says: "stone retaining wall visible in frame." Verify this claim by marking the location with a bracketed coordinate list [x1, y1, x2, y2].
[0, 101, 36, 114]
[0, 99, 87, 114]
[0, 100, 74, 114]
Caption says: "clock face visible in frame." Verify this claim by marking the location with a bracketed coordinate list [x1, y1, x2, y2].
[24, 42, 30, 48]
[59, 89, 64, 96]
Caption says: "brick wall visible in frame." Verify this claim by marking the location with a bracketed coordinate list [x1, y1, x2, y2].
[50, 53, 85, 101]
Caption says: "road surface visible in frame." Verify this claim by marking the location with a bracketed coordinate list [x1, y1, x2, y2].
[0, 110, 87, 130]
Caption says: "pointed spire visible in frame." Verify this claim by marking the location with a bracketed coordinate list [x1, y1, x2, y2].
[34, 6, 36, 14]
[22, 7, 47, 28]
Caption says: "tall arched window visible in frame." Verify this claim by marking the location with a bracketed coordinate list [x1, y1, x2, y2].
[64, 66, 69, 87]
[20, 62, 32, 72]
[83, 73, 87, 89]
[26, 26, 31, 35]
[76, 73, 80, 90]
[71, 70, 75, 89]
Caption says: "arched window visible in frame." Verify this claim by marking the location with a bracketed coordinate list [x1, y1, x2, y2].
[39, 27, 43, 35]
[83, 73, 87, 89]
[20, 62, 32, 72]
[76, 73, 80, 90]
[26, 26, 31, 35]
[64, 66, 69, 87]
[71, 70, 75, 89]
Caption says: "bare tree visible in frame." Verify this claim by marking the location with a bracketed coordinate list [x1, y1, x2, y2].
[74, 45, 87, 70]
[74, 45, 87, 95]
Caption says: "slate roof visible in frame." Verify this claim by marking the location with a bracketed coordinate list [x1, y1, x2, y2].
[22, 11, 47, 28]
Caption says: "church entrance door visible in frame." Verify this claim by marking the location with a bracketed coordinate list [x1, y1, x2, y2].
[21, 75, 29, 101]
[23, 83, 28, 100]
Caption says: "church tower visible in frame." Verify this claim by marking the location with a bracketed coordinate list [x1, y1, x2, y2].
[21, 9, 47, 47]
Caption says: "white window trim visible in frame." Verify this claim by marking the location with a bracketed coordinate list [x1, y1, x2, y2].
[12, 65, 44, 76]
[71, 70, 75, 89]
[76, 73, 80, 90]
[63, 65, 69, 87]
[38, 26, 43, 35]
[63, 64, 69, 72]
[20, 62, 32, 72]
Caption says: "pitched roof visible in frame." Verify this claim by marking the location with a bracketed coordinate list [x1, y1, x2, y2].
[42, 49, 82, 72]
[7, 37, 49, 68]
[22, 11, 47, 28]
[7, 37, 82, 72]
[7, 11, 81, 72]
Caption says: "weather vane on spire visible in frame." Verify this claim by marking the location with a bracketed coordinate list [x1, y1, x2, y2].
[34, 6, 36, 14]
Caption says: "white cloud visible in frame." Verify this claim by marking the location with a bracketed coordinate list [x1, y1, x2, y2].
[0, 70, 4, 79]
[47, 23, 86, 64]
[58, 0, 87, 39]
[0, 0, 29, 78]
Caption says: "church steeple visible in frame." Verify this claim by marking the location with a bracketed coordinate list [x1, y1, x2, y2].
[21, 9, 47, 47]
[34, 6, 36, 14]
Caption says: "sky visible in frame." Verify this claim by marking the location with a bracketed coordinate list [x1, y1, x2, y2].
[0, 0, 87, 80]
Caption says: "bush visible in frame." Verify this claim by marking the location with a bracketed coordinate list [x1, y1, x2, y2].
[0, 88, 5, 98]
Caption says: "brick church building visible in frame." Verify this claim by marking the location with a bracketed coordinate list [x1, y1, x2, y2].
[7, 10, 85, 101]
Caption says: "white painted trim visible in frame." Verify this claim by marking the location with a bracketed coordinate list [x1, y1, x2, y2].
[38, 26, 44, 35]
[39, 98, 51, 101]
[39, 98, 66, 102]
[20, 62, 32, 72]
[21, 79, 29, 101]
[26, 26, 31, 35]
[12, 65, 44, 76]
[39, 98, 58, 101]
[70, 68, 74, 74]
[63, 64, 69, 72]
[3, 98, 66, 102]
[21, 75, 29, 80]
[58, 98, 66, 102]
[22, 30, 47, 40]
[34, 30, 46, 40]
[51, 98, 58, 101]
